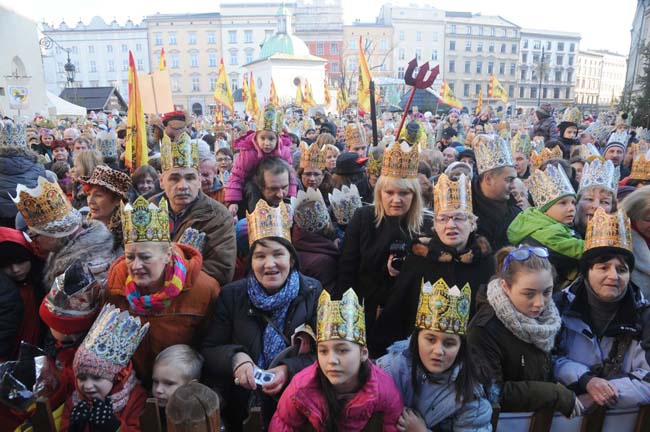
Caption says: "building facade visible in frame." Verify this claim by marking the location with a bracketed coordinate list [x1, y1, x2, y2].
[443, 12, 520, 110]
[575, 50, 603, 107]
[598, 51, 627, 107]
[518, 29, 580, 108]
[625, 0, 650, 100]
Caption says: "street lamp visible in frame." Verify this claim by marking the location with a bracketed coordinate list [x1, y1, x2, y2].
[39, 35, 76, 88]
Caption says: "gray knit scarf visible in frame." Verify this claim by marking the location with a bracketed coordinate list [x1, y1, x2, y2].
[487, 279, 562, 353]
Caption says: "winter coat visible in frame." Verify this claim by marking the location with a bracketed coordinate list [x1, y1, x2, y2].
[377, 340, 492, 432]
[291, 225, 339, 293]
[532, 116, 560, 142]
[0, 145, 45, 222]
[554, 277, 650, 408]
[270, 361, 403, 432]
[44, 220, 116, 289]
[151, 191, 236, 286]
[471, 178, 521, 251]
[371, 232, 494, 356]
[507, 208, 583, 289]
[106, 243, 220, 386]
[631, 229, 650, 299]
[467, 283, 575, 416]
[224, 130, 298, 203]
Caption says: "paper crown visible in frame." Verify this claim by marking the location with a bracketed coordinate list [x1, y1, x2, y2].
[381, 141, 419, 179]
[583, 122, 611, 145]
[0, 121, 27, 147]
[161, 132, 199, 171]
[344, 123, 367, 150]
[579, 159, 620, 194]
[367, 151, 382, 177]
[630, 140, 650, 157]
[96, 130, 118, 159]
[510, 132, 533, 157]
[527, 165, 575, 210]
[246, 199, 291, 246]
[497, 119, 511, 139]
[328, 184, 362, 225]
[257, 104, 283, 133]
[415, 278, 471, 335]
[12, 177, 81, 238]
[79, 304, 149, 369]
[317, 289, 366, 345]
[636, 127, 650, 143]
[571, 143, 603, 162]
[475, 135, 514, 174]
[121, 196, 171, 244]
[434, 173, 472, 214]
[584, 208, 632, 253]
[464, 130, 476, 147]
[299, 142, 326, 171]
[562, 106, 582, 124]
[530, 146, 563, 170]
[630, 150, 650, 181]
[290, 187, 331, 233]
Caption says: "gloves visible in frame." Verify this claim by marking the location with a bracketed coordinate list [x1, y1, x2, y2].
[570, 396, 585, 419]
[177, 228, 206, 253]
[88, 397, 121, 432]
[69, 399, 91, 432]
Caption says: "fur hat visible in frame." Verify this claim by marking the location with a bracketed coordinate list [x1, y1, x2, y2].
[81, 165, 132, 201]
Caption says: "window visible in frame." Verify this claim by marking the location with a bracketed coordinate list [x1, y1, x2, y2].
[106, 45, 113, 53]
[432, 32, 438, 42]
[137, 59, 144, 71]
[171, 53, 179, 69]
[228, 31, 236, 44]
[490, 27, 496, 36]
[108, 60, 115, 72]
[349, 39, 355, 50]
[450, 24, 456, 33]
[543, 87, 548, 98]
[397, 67, 405, 79]
[331, 43, 338, 54]
[245, 50, 253, 64]
[511, 44, 517, 54]
[556, 55, 563, 65]
[191, 76, 200, 92]
[189, 33, 197, 45]
[565, 88, 571, 99]
[169, 33, 177, 45]
[533, 54, 539, 63]
[88, 45, 94, 54]
[122, 59, 128, 71]
[554, 88, 561, 99]
[499, 62, 505, 74]
[399, 48, 405, 60]
[90, 61, 97, 72]
[464, 83, 470, 97]
[155, 33, 163, 46]
[523, 39, 529, 49]
[510, 63, 516, 75]
[508, 85, 514, 98]
[415, 49, 422, 60]
[476, 61, 482, 74]
[209, 76, 217, 91]
[531, 87, 537, 98]
[207, 32, 216, 44]
[488, 62, 494, 74]
[547, 41, 552, 50]
[245, 30, 253, 43]
[71, 46, 78, 54]
[568, 55, 574, 66]
[399, 31, 405, 41]
[465, 41, 471, 52]
[230, 51, 238, 65]
[190, 53, 199, 67]
[331, 62, 339, 73]
[448, 82, 455, 92]
[557, 42, 565, 51]
[464, 61, 471, 73]
[519, 87, 525, 98]
[136, 43, 142, 52]
[500, 43, 506, 53]
[533, 40, 541, 49]
[567, 71, 573, 82]
[431, 49, 438, 61]
[466, 25, 472, 35]
[448, 60, 455, 73]
[475, 84, 481, 95]
[316, 42, 324, 55]
[569, 42, 575, 52]
[477, 42, 483, 52]
[416, 31, 422, 41]
[449, 40, 456, 51]
[208, 52, 217, 67]
[489, 43, 495, 53]
[478, 26, 484, 36]
[555, 70, 562, 82]
[520, 69, 526, 80]
[380, 39, 387, 50]
[121, 44, 127, 53]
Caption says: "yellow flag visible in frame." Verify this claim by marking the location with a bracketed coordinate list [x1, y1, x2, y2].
[488, 74, 508, 103]
[242, 75, 249, 103]
[158, 48, 166, 71]
[357, 36, 372, 117]
[324, 79, 331, 107]
[295, 83, 304, 109]
[303, 79, 316, 111]
[269, 78, 279, 107]
[213, 58, 234, 113]
[439, 80, 463, 109]
[125, 51, 148, 172]
[337, 85, 349, 113]
[475, 87, 483, 115]
[248, 72, 260, 118]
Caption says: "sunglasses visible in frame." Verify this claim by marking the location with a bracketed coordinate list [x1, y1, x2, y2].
[502, 246, 549, 277]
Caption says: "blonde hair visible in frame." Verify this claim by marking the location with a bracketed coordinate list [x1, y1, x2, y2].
[316, 133, 336, 148]
[73, 150, 103, 178]
[322, 144, 340, 157]
[155, 344, 203, 382]
[620, 185, 650, 221]
[373, 176, 423, 235]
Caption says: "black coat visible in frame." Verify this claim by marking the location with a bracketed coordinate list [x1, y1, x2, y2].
[471, 178, 521, 251]
[466, 286, 575, 416]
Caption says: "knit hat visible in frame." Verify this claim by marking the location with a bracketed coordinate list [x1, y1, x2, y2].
[605, 130, 628, 153]
[334, 152, 367, 175]
[536, 103, 553, 119]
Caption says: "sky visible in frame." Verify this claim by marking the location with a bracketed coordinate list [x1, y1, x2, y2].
[3, 0, 636, 55]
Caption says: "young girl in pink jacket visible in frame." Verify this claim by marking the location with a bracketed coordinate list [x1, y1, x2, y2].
[270, 289, 403, 432]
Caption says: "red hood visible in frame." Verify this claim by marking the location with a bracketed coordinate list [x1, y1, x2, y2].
[0, 227, 37, 255]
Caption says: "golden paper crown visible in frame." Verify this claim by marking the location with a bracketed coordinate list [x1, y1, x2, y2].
[584, 208, 632, 253]
[367, 151, 383, 177]
[161, 132, 199, 171]
[475, 136, 514, 174]
[382, 141, 419, 179]
[497, 120, 511, 139]
[344, 123, 367, 150]
[630, 150, 650, 181]
[415, 278, 471, 335]
[121, 196, 171, 244]
[299, 142, 326, 170]
[527, 165, 575, 210]
[317, 289, 366, 345]
[12, 176, 81, 238]
[464, 131, 476, 147]
[530, 146, 563, 170]
[246, 200, 291, 246]
[571, 143, 603, 162]
[562, 106, 582, 124]
[257, 104, 283, 133]
[510, 132, 533, 157]
[433, 173, 472, 214]
[579, 159, 619, 194]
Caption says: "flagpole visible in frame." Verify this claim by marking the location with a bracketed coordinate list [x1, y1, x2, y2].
[369, 80, 378, 147]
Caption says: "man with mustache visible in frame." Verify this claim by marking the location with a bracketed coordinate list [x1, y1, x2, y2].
[151, 111, 236, 286]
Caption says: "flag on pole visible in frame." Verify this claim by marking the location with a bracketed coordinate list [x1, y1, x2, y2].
[324, 79, 331, 107]
[488, 74, 508, 103]
[303, 79, 316, 111]
[337, 84, 349, 113]
[248, 72, 260, 118]
[475, 86, 483, 115]
[125, 51, 148, 172]
[357, 36, 373, 117]
[242, 75, 249, 103]
[213, 58, 234, 113]
[295, 82, 305, 109]
[439, 80, 463, 109]
[158, 48, 166, 71]
[269, 78, 279, 107]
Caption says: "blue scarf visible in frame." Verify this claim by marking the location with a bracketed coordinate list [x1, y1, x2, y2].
[247, 270, 300, 368]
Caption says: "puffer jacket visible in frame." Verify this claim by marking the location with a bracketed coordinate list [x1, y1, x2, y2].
[0, 145, 45, 222]
[377, 340, 492, 432]
[270, 361, 403, 432]
[631, 229, 650, 299]
[532, 116, 560, 142]
[291, 225, 339, 293]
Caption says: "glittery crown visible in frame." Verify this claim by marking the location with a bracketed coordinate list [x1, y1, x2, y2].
[317, 289, 365, 345]
[367, 151, 383, 177]
[381, 141, 419, 179]
[415, 278, 471, 335]
[579, 159, 620, 194]
[96, 130, 118, 159]
[474, 135, 514, 174]
[246, 200, 291, 246]
[571, 143, 603, 162]
[299, 142, 326, 170]
[497, 120, 511, 139]
[12, 177, 81, 238]
[562, 106, 582, 124]
[607, 130, 629, 148]
[584, 208, 632, 253]
[328, 184, 362, 225]
[290, 187, 331, 233]
[630, 150, 650, 181]
[80, 304, 149, 368]
[527, 165, 575, 210]
[257, 104, 283, 133]
[636, 127, 650, 143]
[630, 140, 650, 157]
[510, 132, 533, 157]
[0, 121, 27, 147]
[434, 173, 472, 214]
[583, 122, 611, 145]
[464, 131, 476, 147]
[344, 123, 367, 150]
[121, 196, 171, 244]
[530, 146, 563, 170]
[161, 132, 199, 171]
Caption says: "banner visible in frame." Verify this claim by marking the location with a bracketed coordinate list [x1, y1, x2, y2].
[438, 80, 462, 109]
[125, 51, 148, 172]
[357, 36, 373, 117]
[475, 87, 483, 115]
[488, 74, 508, 103]
[213, 58, 234, 113]
[269, 78, 279, 107]
[8, 85, 29, 109]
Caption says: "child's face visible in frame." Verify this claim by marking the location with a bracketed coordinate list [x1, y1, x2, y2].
[1, 260, 31, 282]
[544, 195, 576, 225]
[417, 329, 460, 374]
[50, 328, 85, 343]
[152, 361, 189, 407]
[257, 130, 278, 154]
[317, 340, 368, 393]
[76, 373, 113, 401]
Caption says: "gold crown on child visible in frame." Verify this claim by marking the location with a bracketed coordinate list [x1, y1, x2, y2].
[415, 278, 471, 335]
[299, 142, 327, 170]
[317, 289, 366, 345]
[161, 132, 199, 171]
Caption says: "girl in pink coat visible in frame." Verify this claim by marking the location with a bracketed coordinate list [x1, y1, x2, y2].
[225, 105, 297, 216]
[270, 289, 403, 432]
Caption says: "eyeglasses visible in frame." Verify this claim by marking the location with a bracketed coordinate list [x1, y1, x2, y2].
[434, 214, 469, 225]
[502, 246, 549, 276]
[216, 157, 232, 163]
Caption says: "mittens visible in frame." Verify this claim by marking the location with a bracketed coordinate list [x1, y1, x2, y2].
[88, 397, 121, 432]
[68, 400, 91, 432]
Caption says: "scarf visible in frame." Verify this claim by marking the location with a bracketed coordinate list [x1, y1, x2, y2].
[427, 232, 481, 264]
[124, 249, 187, 314]
[72, 369, 137, 413]
[247, 270, 300, 368]
[585, 279, 624, 336]
[487, 279, 561, 353]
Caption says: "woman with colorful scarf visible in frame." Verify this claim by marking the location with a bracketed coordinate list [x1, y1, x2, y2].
[105, 196, 220, 387]
[202, 200, 322, 432]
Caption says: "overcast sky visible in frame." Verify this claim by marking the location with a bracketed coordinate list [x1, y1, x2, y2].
[4, 0, 635, 54]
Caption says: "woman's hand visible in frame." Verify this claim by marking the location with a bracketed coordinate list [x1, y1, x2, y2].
[387, 254, 401, 277]
[585, 377, 618, 407]
[232, 352, 257, 391]
[397, 408, 427, 432]
[261, 365, 289, 396]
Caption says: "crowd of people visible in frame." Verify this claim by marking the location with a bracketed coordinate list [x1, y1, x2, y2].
[0, 102, 649, 431]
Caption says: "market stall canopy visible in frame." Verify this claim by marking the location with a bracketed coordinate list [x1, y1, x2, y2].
[46, 91, 86, 118]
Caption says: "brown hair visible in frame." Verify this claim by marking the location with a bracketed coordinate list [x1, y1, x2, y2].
[494, 245, 555, 285]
